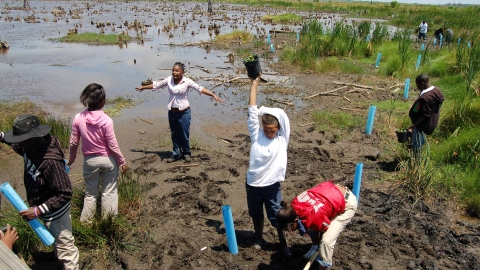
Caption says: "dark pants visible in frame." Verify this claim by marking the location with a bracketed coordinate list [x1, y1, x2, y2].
[246, 182, 282, 228]
[168, 108, 191, 158]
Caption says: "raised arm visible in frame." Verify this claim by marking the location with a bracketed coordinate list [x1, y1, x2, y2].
[249, 76, 261, 106]
[135, 84, 153, 92]
[201, 88, 224, 103]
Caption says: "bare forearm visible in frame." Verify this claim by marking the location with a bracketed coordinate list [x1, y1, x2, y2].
[201, 88, 224, 103]
[135, 84, 153, 91]
[249, 79, 259, 106]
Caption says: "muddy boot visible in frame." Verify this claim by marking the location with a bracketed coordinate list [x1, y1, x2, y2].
[252, 218, 264, 250]
[277, 227, 292, 257]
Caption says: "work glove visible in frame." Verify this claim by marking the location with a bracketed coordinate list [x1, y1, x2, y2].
[303, 244, 318, 259]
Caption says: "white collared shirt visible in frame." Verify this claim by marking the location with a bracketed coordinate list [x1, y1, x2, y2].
[420, 85, 435, 96]
[152, 76, 203, 110]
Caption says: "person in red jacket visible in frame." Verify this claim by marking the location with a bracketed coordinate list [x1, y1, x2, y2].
[277, 181, 357, 269]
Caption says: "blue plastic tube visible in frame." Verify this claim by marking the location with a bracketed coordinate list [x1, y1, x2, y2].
[352, 162, 363, 203]
[420, 43, 425, 51]
[468, 42, 471, 48]
[404, 78, 410, 99]
[296, 32, 300, 41]
[440, 34, 443, 47]
[458, 38, 461, 45]
[270, 43, 275, 53]
[433, 38, 437, 46]
[365, 105, 376, 135]
[222, 205, 238, 255]
[366, 34, 370, 43]
[267, 34, 271, 44]
[415, 54, 422, 70]
[0, 182, 55, 246]
[375, 53, 381, 68]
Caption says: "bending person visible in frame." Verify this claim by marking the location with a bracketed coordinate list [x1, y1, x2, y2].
[246, 76, 291, 256]
[136, 62, 223, 163]
[277, 180, 357, 269]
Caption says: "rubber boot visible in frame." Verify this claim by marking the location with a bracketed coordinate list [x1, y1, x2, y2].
[252, 218, 264, 250]
[277, 227, 292, 257]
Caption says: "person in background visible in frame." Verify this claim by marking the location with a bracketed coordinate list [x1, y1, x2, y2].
[68, 83, 127, 223]
[277, 180, 357, 269]
[445, 28, 454, 45]
[418, 20, 428, 42]
[433, 28, 443, 40]
[407, 74, 445, 151]
[135, 62, 224, 163]
[246, 76, 291, 256]
[0, 115, 79, 270]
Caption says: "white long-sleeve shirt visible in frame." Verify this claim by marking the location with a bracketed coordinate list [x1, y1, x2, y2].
[247, 105, 290, 187]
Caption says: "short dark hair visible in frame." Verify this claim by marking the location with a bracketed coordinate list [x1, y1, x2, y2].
[80, 83, 106, 110]
[277, 200, 297, 228]
[173, 62, 185, 72]
[262, 114, 279, 128]
[415, 74, 429, 84]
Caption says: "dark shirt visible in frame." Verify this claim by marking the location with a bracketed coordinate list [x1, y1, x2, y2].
[11, 135, 72, 221]
[409, 86, 445, 135]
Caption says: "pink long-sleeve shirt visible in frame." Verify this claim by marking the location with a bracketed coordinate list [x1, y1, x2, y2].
[69, 110, 126, 166]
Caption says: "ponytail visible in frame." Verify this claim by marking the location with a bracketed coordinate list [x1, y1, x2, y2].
[277, 200, 297, 227]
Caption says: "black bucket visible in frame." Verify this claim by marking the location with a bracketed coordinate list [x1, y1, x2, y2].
[396, 131, 408, 143]
[243, 55, 261, 79]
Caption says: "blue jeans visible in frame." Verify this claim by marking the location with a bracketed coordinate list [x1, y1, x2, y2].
[246, 182, 282, 228]
[168, 108, 191, 158]
[412, 128, 425, 148]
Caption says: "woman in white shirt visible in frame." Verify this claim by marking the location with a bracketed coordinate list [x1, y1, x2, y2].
[136, 62, 223, 163]
[246, 76, 291, 256]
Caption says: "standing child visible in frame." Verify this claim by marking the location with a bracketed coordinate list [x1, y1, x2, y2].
[0, 115, 79, 270]
[418, 20, 428, 42]
[135, 62, 224, 163]
[246, 76, 291, 256]
[68, 83, 127, 223]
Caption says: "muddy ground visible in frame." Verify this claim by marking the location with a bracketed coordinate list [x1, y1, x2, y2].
[1, 19, 479, 270]
[69, 59, 479, 269]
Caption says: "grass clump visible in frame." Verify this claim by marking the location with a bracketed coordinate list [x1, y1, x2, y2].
[215, 30, 253, 44]
[261, 13, 302, 24]
[312, 110, 363, 132]
[58, 32, 132, 45]
[104, 95, 141, 117]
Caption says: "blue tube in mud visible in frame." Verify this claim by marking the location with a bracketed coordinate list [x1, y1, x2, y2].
[296, 32, 300, 41]
[352, 162, 363, 203]
[415, 54, 422, 70]
[458, 38, 461, 45]
[267, 34, 271, 44]
[375, 53, 381, 68]
[365, 105, 376, 135]
[270, 43, 275, 53]
[404, 78, 410, 99]
[222, 205, 238, 255]
[0, 182, 55, 246]
[433, 38, 437, 46]
[420, 43, 425, 51]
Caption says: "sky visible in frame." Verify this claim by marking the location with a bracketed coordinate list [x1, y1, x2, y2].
[372, 0, 478, 4]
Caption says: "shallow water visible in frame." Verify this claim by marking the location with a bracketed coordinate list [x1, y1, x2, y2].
[0, 0, 308, 123]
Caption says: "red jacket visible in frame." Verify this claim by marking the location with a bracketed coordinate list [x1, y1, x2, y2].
[291, 181, 345, 232]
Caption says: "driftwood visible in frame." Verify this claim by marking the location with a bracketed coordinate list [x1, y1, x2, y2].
[333, 81, 374, 90]
[266, 98, 293, 106]
[139, 118, 153, 124]
[388, 83, 404, 89]
[391, 87, 401, 93]
[345, 87, 370, 94]
[343, 96, 351, 101]
[298, 122, 314, 127]
[218, 138, 233, 144]
[303, 85, 348, 99]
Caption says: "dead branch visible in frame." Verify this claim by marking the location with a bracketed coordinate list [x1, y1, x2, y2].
[298, 122, 314, 127]
[219, 92, 229, 99]
[391, 87, 401, 93]
[139, 118, 153, 124]
[266, 98, 294, 106]
[303, 85, 348, 99]
[345, 87, 370, 94]
[171, 163, 199, 168]
[388, 83, 403, 89]
[333, 81, 374, 89]
[343, 96, 351, 101]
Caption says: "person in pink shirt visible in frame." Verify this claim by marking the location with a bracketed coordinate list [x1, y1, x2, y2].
[135, 62, 223, 163]
[68, 83, 127, 223]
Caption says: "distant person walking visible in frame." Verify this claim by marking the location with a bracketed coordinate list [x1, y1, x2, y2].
[445, 28, 454, 45]
[135, 62, 224, 163]
[407, 74, 444, 150]
[68, 83, 127, 223]
[418, 21, 428, 42]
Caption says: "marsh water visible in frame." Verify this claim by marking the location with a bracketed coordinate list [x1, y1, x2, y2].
[0, 0, 310, 123]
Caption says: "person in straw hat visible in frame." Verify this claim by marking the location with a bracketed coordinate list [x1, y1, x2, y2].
[0, 114, 79, 270]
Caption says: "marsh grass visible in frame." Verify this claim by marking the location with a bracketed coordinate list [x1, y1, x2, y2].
[58, 32, 132, 45]
[313, 110, 363, 132]
[215, 30, 253, 43]
[0, 100, 71, 149]
[261, 13, 302, 24]
[104, 95, 141, 117]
